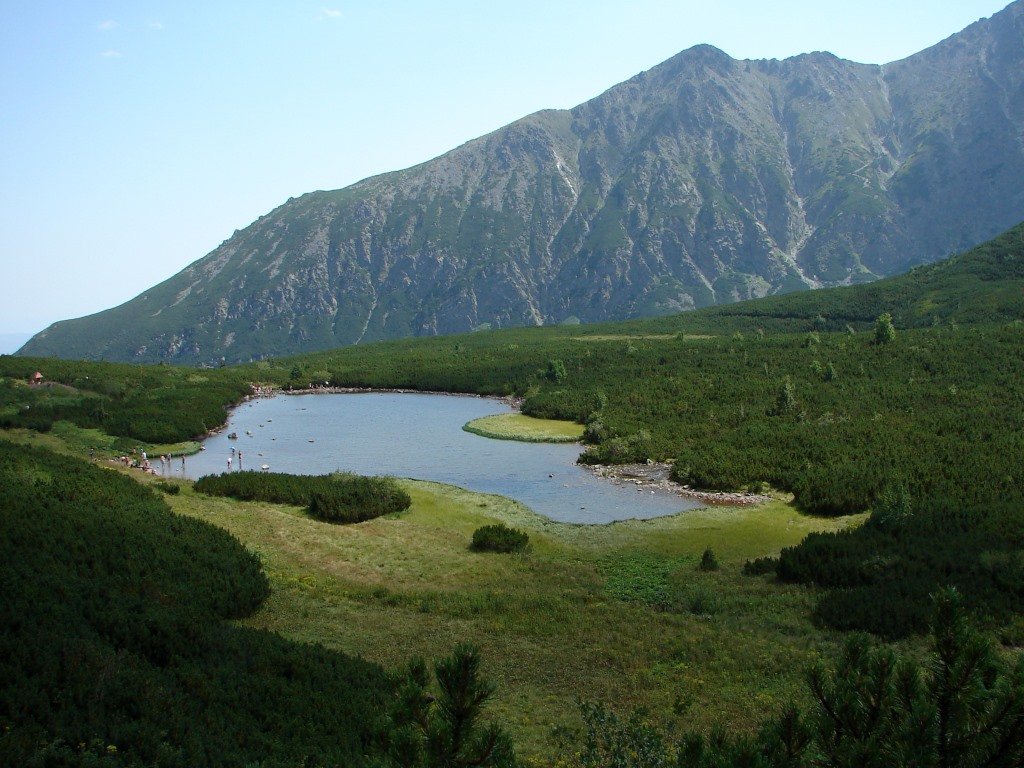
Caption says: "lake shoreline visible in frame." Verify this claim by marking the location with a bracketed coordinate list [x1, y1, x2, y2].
[279, 384, 522, 408]
[584, 462, 770, 507]
[226, 386, 760, 513]
[193, 389, 702, 523]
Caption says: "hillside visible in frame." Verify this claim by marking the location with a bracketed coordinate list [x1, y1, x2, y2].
[0, 441, 389, 765]
[20, 1, 1024, 364]
[670, 218, 1024, 332]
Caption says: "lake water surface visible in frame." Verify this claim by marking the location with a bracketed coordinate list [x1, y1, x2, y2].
[186, 392, 700, 524]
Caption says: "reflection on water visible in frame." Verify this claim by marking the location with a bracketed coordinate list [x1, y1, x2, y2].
[186, 392, 699, 524]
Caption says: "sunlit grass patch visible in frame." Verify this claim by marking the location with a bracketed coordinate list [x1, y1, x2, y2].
[463, 412, 584, 442]
[571, 334, 685, 342]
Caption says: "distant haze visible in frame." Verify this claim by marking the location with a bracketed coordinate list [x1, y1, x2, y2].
[0, 334, 33, 355]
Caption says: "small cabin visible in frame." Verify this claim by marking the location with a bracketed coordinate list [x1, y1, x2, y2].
[29, 371, 43, 386]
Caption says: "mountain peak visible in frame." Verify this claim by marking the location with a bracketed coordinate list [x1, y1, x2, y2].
[653, 43, 735, 76]
[20, 3, 1024, 364]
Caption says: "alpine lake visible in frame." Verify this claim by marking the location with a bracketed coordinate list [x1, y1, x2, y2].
[186, 391, 701, 524]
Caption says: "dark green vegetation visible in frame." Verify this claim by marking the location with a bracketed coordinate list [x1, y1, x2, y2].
[470, 523, 529, 553]
[21, 3, 1024, 364]
[705, 222, 1024, 332]
[194, 470, 411, 524]
[698, 548, 719, 572]
[0, 358, 249, 443]
[154, 480, 180, 494]
[556, 591, 1024, 768]
[0, 440, 393, 766]
[380, 645, 515, 768]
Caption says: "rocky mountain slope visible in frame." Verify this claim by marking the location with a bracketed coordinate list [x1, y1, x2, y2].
[21, 1, 1024, 364]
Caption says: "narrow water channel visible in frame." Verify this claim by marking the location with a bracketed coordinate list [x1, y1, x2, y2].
[183, 392, 700, 524]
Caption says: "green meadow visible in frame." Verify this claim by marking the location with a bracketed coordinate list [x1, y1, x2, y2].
[159, 472, 860, 756]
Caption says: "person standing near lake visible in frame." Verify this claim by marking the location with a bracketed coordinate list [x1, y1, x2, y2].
[238, 451, 243, 470]
[227, 456, 232, 471]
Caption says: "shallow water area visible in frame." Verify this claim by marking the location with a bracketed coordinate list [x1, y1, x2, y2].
[185, 392, 700, 524]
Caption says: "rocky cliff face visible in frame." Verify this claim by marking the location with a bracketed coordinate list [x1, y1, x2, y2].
[22, 1, 1024, 364]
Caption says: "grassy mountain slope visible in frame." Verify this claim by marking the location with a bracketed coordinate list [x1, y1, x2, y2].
[704, 220, 1024, 330]
[19, 1, 1024, 364]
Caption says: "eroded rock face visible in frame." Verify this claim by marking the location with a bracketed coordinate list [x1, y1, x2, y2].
[22, 2, 1024, 364]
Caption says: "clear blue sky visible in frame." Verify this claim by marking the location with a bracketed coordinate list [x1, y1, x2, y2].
[0, 1, 1012, 344]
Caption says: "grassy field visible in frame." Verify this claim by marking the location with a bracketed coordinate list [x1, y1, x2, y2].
[463, 412, 585, 442]
[165, 476, 864, 757]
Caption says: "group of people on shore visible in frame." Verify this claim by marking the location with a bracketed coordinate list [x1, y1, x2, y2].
[248, 383, 277, 399]
[111, 449, 186, 476]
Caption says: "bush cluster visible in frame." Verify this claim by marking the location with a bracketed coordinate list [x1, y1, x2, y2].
[470, 523, 529, 553]
[194, 470, 411, 524]
[743, 556, 778, 576]
[0, 357, 251, 443]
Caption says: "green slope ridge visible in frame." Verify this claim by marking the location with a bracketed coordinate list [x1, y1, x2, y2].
[703, 220, 1024, 330]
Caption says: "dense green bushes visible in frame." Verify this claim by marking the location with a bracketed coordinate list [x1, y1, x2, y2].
[0, 357, 251, 443]
[774, 502, 1024, 638]
[308, 476, 411, 523]
[556, 590, 1024, 767]
[194, 470, 411, 523]
[379, 645, 516, 767]
[470, 523, 529, 553]
[0, 441, 390, 766]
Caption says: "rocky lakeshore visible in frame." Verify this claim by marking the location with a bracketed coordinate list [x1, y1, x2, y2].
[585, 462, 771, 506]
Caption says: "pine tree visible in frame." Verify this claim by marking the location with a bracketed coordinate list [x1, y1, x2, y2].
[379, 645, 515, 768]
[874, 313, 896, 345]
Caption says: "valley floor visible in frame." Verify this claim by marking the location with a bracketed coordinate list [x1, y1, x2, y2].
[0, 428, 872, 757]
[165, 475, 862, 756]
[2, 423, 867, 758]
